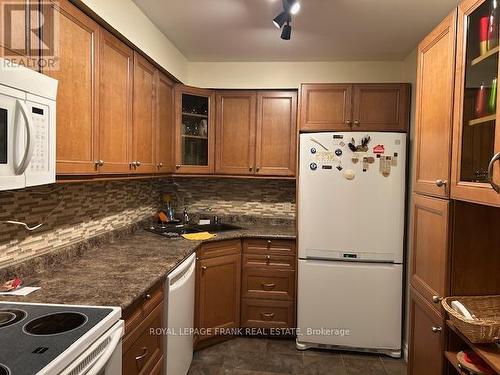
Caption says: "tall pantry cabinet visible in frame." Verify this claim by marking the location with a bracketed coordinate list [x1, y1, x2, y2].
[409, 0, 500, 374]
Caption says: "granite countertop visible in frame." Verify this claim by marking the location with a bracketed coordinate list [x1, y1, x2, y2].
[4, 223, 295, 313]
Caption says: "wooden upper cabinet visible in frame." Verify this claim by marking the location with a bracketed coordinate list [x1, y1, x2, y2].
[255, 91, 297, 176]
[98, 29, 133, 174]
[300, 83, 409, 132]
[174, 85, 215, 174]
[352, 84, 409, 132]
[451, 0, 500, 207]
[408, 287, 445, 375]
[132, 52, 156, 174]
[414, 11, 457, 198]
[215, 91, 257, 175]
[410, 193, 451, 313]
[300, 84, 352, 131]
[0, 0, 40, 70]
[156, 72, 174, 173]
[44, 0, 99, 175]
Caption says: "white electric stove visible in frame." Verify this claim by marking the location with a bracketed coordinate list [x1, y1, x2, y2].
[0, 301, 123, 375]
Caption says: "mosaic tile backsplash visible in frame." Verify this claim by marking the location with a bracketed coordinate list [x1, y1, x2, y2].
[0, 177, 295, 268]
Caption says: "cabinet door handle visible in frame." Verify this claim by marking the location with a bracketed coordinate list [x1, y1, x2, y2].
[487, 152, 500, 193]
[432, 295, 443, 303]
[435, 179, 447, 187]
[175, 164, 181, 169]
[94, 160, 104, 167]
[256, 166, 261, 172]
[201, 266, 207, 271]
[136, 161, 141, 167]
[265, 255, 271, 265]
[261, 282, 276, 290]
[135, 346, 149, 361]
[267, 240, 272, 247]
[130, 161, 137, 167]
[143, 293, 151, 300]
[346, 120, 352, 127]
[260, 312, 275, 320]
[431, 326, 442, 333]
[158, 162, 163, 168]
[353, 120, 360, 127]
[249, 166, 253, 172]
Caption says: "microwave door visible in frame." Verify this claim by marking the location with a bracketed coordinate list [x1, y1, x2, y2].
[0, 87, 27, 191]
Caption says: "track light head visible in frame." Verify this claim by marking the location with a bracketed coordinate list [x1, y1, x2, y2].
[281, 21, 292, 40]
[273, 11, 287, 29]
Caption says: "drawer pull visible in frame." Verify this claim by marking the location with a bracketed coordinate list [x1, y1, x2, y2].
[267, 240, 272, 247]
[135, 346, 149, 361]
[143, 293, 151, 300]
[431, 326, 442, 333]
[432, 295, 443, 303]
[260, 312, 275, 320]
[261, 282, 276, 290]
[266, 255, 271, 265]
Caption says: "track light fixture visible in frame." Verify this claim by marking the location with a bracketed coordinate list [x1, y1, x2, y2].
[281, 21, 292, 40]
[272, 0, 300, 40]
[273, 11, 287, 29]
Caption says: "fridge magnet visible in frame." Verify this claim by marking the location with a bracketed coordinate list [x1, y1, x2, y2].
[367, 157, 375, 164]
[373, 145, 385, 154]
[351, 156, 359, 164]
[343, 169, 355, 180]
[347, 135, 371, 153]
[394, 139, 401, 145]
[339, 141, 345, 147]
[335, 149, 343, 156]
[379, 156, 392, 177]
[362, 157, 369, 172]
[336, 165, 343, 171]
[391, 154, 398, 167]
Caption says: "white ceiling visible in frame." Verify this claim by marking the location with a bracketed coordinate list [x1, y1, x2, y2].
[132, 0, 461, 62]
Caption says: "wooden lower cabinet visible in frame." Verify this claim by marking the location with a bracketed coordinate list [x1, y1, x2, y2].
[240, 239, 296, 331]
[195, 240, 242, 346]
[410, 193, 451, 312]
[123, 285, 163, 375]
[408, 287, 445, 375]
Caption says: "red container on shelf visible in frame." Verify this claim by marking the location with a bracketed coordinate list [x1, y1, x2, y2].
[475, 82, 489, 117]
[480, 16, 489, 55]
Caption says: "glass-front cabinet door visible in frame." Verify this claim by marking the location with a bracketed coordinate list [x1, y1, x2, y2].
[174, 85, 215, 174]
[452, 0, 500, 207]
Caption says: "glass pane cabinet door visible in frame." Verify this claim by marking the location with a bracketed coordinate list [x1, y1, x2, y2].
[453, 0, 500, 207]
[181, 94, 209, 166]
[175, 87, 215, 173]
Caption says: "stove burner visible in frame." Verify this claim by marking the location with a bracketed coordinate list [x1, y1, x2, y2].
[0, 364, 10, 375]
[0, 309, 26, 328]
[24, 312, 87, 336]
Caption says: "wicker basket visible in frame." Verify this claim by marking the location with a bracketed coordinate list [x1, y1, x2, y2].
[442, 295, 500, 344]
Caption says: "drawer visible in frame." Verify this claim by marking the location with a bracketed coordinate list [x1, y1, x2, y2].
[241, 299, 294, 329]
[197, 239, 241, 260]
[243, 239, 296, 256]
[123, 302, 163, 375]
[124, 284, 163, 336]
[242, 268, 295, 301]
[243, 254, 295, 270]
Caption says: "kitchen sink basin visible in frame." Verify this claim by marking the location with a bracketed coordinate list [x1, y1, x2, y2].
[145, 222, 242, 238]
[192, 223, 242, 232]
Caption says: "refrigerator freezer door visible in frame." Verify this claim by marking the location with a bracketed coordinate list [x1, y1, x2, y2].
[298, 132, 406, 263]
[296, 259, 402, 352]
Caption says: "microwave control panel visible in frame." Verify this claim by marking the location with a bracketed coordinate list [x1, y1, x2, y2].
[29, 103, 49, 173]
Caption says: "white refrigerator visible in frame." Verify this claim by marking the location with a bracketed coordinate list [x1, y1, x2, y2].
[296, 132, 406, 358]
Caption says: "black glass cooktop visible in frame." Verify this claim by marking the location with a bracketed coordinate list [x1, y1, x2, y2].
[0, 302, 115, 375]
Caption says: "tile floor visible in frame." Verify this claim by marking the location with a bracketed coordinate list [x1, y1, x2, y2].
[188, 337, 407, 374]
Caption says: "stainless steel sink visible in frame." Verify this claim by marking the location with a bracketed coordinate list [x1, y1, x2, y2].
[145, 222, 242, 238]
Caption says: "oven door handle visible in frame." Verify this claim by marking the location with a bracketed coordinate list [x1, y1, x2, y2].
[86, 325, 122, 375]
[14, 100, 34, 175]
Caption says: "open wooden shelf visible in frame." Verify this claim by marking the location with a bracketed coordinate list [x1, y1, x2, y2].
[471, 46, 500, 66]
[445, 351, 467, 374]
[181, 112, 208, 118]
[181, 135, 208, 140]
[447, 320, 500, 373]
[468, 114, 496, 126]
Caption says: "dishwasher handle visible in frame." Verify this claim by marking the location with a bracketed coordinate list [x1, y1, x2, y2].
[169, 253, 196, 291]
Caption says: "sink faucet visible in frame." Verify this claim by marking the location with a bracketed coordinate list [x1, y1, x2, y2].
[182, 207, 190, 224]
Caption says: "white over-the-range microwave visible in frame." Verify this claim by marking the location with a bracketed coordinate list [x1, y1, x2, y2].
[0, 57, 58, 191]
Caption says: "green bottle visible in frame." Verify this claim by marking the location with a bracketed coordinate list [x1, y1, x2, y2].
[489, 77, 497, 114]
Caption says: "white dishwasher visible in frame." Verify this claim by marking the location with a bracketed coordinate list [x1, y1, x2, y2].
[164, 253, 196, 375]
